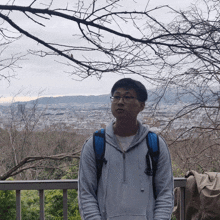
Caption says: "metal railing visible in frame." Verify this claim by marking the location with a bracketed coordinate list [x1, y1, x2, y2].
[174, 177, 187, 220]
[0, 178, 186, 220]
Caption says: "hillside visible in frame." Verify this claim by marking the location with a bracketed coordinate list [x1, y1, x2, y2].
[10, 88, 197, 106]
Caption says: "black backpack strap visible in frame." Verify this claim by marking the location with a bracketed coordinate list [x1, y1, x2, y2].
[145, 131, 160, 199]
[93, 129, 107, 184]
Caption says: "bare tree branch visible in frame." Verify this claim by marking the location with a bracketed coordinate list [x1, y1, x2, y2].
[0, 151, 80, 180]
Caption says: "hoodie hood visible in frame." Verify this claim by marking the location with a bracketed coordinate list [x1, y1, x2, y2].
[105, 120, 149, 152]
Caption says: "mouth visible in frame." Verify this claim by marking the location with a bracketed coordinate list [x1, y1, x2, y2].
[116, 108, 124, 113]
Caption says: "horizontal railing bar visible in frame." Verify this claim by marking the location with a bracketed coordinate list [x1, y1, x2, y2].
[173, 178, 187, 188]
[0, 179, 78, 190]
[0, 178, 186, 190]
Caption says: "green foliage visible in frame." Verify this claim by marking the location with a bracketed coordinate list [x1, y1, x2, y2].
[17, 188, 80, 220]
[45, 189, 80, 219]
[0, 190, 16, 220]
[62, 161, 79, 179]
[21, 190, 40, 220]
[66, 189, 80, 218]
[45, 190, 63, 219]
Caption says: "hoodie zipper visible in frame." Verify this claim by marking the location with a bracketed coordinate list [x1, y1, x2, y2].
[123, 151, 126, 183]
[115, 136, 127, 183]
[121, 144, 139, 183]
[115, 136, 140, 183]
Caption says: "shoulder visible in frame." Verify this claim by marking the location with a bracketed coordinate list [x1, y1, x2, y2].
[147, 131, 167, 145]
[157, 134, 171, 161]
[147, 131, 169, 156]
[80, 135, 94, 159]
[158, 134, 167, 147]
[147, 131, 167, 146]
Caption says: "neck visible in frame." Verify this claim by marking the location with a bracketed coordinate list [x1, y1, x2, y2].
[113, 118, 139, 137]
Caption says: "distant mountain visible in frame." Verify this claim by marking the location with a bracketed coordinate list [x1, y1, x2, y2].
[12, 90, 196, 106]
[1, 85, 217, 111]
[8, 84, 211, 105]
[148, 89, 196, 104]
[22, 94, 111, 105]
[10, 87, 206, 106]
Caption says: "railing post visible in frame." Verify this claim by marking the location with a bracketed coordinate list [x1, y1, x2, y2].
[173, 177, 187, 220]
[39, 189, 45, 220]
[180, 186, 185, 220]
[63, 189, 68, 220]
[16, 190, 21, 220]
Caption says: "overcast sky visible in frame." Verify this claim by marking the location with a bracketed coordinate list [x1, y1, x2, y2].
[0, 0, 196, 103]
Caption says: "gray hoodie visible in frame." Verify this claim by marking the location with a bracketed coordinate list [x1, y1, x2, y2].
[78, 121, 174, 220]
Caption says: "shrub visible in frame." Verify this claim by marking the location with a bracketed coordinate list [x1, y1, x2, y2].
[21, 190, 40, 220]
[0, 190, 16, 220]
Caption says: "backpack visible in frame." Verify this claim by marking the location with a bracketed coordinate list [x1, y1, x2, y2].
[93, 128, 160, 198]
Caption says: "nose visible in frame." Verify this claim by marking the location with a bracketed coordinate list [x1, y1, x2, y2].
[117, 97, 124, 104]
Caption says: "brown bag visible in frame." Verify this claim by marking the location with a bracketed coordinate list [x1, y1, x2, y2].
[173, 170, 220, 220]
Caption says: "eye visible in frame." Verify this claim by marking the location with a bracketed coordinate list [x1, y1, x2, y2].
[124, 96, 133, 100]
[113, 96, 121, 100]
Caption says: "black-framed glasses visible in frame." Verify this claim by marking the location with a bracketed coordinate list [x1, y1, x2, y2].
[110, 95, 138, 103]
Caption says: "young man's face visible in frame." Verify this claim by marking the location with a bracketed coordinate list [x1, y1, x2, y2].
[111, 87, 145, 121]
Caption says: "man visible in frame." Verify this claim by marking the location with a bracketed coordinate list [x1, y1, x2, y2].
[78, 78, 174, 220]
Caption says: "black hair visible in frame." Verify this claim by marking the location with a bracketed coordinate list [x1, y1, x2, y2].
[111, 78, 148, 102]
